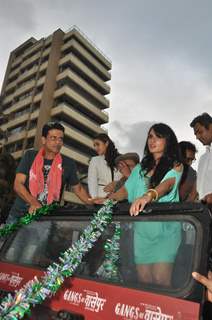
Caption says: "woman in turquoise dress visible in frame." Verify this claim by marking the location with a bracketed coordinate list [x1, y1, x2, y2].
[106, 123, 183, 286]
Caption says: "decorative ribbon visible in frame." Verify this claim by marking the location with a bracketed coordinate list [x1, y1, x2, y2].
[0, 203, 59, 238]
[0, 200, 116, 320]
[96, 222, 121, 281]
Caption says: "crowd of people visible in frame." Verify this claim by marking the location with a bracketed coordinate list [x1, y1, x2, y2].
[0, 112, 212, 299]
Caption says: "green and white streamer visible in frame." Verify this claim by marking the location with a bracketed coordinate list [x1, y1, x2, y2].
[0, 200, 116, 320]
[0, 203, 59, 238]
[96, 222, 121, 281]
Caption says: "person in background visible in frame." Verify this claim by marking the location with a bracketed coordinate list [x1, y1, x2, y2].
[88, 133, 122, 198]
[104, 152, 140, 193]
[105, 123, 183, 286]
[179, 141, 198, 201]
[7, 122, 94, 223]
[190, 113, 212, 204]
[0, 153, 16, 224]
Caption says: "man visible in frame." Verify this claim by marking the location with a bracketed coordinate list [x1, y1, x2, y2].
[104, 152, 140, 193]
[190, 113, 212, 204]
[7, 122, 93, 223]
[179, 141, 198, 201]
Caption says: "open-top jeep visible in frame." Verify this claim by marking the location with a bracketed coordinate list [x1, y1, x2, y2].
[0, 202, 211, 319]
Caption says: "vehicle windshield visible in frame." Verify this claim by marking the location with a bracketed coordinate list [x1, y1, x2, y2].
[1, 215, 198, 296]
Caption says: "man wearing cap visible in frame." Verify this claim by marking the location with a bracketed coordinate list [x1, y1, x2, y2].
[104, 152, 140, 194]
[7, 122, 93, 223]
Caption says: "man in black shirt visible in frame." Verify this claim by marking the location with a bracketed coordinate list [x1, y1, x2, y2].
[7, 122, 93, 223]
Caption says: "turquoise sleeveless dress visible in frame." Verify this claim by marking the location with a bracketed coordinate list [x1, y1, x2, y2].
[125, 164, 182, 264]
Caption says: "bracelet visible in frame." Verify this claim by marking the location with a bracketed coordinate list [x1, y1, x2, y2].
[145, 188, 159, 201]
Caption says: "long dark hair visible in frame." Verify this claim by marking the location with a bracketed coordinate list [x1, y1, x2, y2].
[94, 133, 119, 173]
[141, 123, 181, 188]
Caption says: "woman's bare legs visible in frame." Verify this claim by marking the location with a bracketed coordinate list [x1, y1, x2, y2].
[152, 263, 173, 286]
[136, 264, 153, 283]
[136, 263, 173, 287]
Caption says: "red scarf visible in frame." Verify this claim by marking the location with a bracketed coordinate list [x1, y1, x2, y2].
[29, 148, 62, 204]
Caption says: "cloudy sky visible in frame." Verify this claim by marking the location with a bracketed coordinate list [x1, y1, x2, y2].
[0, 0, 211, 166]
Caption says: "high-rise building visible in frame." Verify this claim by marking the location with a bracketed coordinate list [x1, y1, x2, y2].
[0, 26, 111, 203]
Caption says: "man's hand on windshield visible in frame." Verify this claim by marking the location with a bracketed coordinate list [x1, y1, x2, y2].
[28, 199, 42, 214]
[192, 271, 212, 302]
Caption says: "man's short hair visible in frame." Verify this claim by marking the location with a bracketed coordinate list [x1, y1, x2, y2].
[115, 152, 140, 166]
[42, 122, 65, 137]
[179, 141, 197, 158]
[190, 112, 212, 129]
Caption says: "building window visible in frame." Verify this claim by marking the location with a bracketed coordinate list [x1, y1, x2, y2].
[8, 75, 18, 83]
[15, 90, 33, 102]
[29, 120, 37, 130]
[7, 125, 25, 136]
[38, 70, 46, 78]
[6, 140, 23, 153]
[17, 76, 35, 88]
[5, 88, 15, 96]
[41, 56, 49, 64]
[2, 102, 12, 111]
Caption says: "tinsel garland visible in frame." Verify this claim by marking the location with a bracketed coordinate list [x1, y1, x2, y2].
[0, 203, 59, 238]
[0, 200, 115, 320]
[96, 222, 121, 281]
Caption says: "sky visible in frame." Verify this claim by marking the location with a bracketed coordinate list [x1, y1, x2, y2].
[0, 0, 211, 167]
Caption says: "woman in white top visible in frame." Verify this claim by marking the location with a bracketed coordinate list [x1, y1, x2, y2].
[88, 134, 122, 198]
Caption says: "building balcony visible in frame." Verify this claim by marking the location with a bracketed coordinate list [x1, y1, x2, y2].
[45, 35, 52, 46]
[43, 47, 51, 57]
[59, 54, 110, 95]
[11, 56, 22, 68]
[1, 109, 39, 131]
[15, 80, 36, 97]
[8, 67, 19, 80]
[57, 69, 109, 108]
[62, 39, 111, 81]
[61, 145, 89, 166]
[21, 51, 41, 69]
[5, 79, 17, 92]
[18, 65, 38, 83]
[64, 27, 111, 70]
[37, 76, 46, 86]
[33, 92, 43, 103]
[22, 41, 43, 59]
[54, 86, 108, 124]
[51, 103, 105, 135]
[39, 60, 48, 71]
[62, 122, 94, 150]
[4, 96, 33, 115]
[3, 93, 14, 105]
[6, 128, 36, 145]
[15, 76, 45, 97]
[4, 91, 42, 115]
